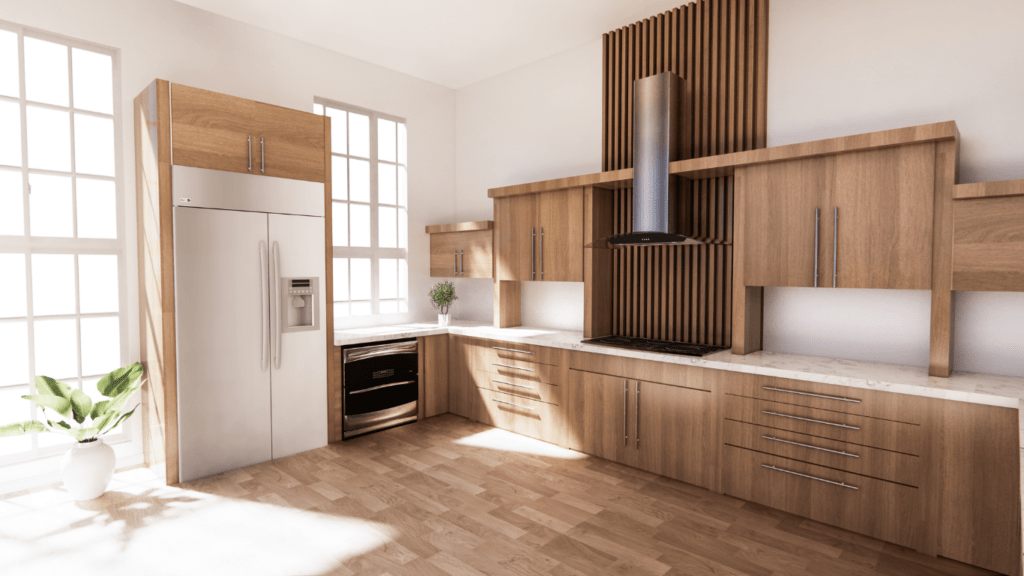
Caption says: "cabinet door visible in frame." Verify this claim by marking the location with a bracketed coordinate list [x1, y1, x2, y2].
[429, 232, 463, 278]
[829, 144, 934, 289]
[253, 102, 326, 183]
[743, 158, 827, 287]
[421, 335, 449, 418]
[538, 188, 584, 282]
[635, 381, 715, 489]
[429, 230, 493, 278]
[447, 337, 478, 419]
[494, 194, 537, 281]
[170, 84, 255, 174]
[569, 370, 636, 468]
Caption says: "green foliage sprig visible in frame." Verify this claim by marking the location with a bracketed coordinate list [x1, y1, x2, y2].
[0, 363, 144, 443]
[428, 280, 458, 315]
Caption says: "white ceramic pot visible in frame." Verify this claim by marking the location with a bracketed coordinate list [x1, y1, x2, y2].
[60, 439, 115, 501]
[438, 313, 450, 326]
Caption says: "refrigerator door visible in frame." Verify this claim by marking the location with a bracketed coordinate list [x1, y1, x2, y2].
[175, 206, 272, 482]
[269, 213, 327, 458]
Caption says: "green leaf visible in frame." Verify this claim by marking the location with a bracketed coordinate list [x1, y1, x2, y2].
[70, 390, 93, 424]
[97, 363, 144, 398]
[50, 420, 71, 430]
[99, 406, 137, 436]
[90, 399, 110, 420]
[0, 421, 45, 437]
[22, 394, 73, 418]
[34, 375, 74, 399]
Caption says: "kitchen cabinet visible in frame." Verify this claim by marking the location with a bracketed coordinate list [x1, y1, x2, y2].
[426, 222, 493, 278]
[447, 336, 477, 419]
[419, 335, 448, 418]
[170, 83, 325, 183]
[567, 370, 634, 465]
[494, 189, 583, 282]
[741, 143, 935, 290]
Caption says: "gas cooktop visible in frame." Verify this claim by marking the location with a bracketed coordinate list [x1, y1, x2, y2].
[580, 335, 728, 357]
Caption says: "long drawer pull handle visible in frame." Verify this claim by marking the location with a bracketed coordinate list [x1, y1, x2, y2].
[762, 410, 859, 430]
[763, 386, 861, 403]
[623, 380, 628, 447]
[492, 379, 534, 390]
[762, 436, 859, 458]
[350, 380, 416, 395]
[492, 346, 534, 355]
[762, 464, 858, 490]
[492, 398, 534, 410]
[493, 362, 534, 372]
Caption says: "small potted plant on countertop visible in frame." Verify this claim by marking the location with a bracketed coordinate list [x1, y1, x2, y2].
[0, 362, 144, 501]
[429, 280, 458, 326]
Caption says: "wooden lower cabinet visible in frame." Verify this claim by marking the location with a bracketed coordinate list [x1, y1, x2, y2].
[419, 335, 448, 418]
[566, 370, 633, 464]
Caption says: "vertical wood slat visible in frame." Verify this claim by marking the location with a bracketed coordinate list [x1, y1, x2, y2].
[604, 0, 767, 346]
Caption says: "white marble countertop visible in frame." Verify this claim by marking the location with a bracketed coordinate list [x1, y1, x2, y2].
[335, 321, 1024, 410]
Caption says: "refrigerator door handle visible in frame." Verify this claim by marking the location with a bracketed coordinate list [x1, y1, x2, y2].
[272, 241, 282, 369]
[260, 240, 269, 371]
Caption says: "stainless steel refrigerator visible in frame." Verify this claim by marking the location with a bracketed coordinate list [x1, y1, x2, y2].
[172, 165, 327, 482]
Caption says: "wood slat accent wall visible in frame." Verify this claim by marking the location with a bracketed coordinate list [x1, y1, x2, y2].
[604, 0, 768, 345]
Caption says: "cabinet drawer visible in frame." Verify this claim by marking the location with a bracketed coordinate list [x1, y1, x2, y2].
[723, 420, 920, 487]
[475, 389, 566, 446]
[723, 372, 922, 424]
[724, 395, 921, 455]
[723, 445, 921, 550]
[473, 369, 561, 405]
[454, 336, 562, 367]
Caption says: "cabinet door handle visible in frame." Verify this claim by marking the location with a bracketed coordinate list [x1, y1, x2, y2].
[248, 135, 252, 172]
[492, 379, 534, 390]
[260, 137, 265, 174]
[832, 207, 838, 288]
[540, 228, 544, 281]
[492, 398, 533, 410]
[762, 410, 859, 430]
[814, 208, 820, 287]
[460, 250, 464, 275]
[623, 380, 628, 446]
[492, 362, 534, 372]
[762, 464, 858, 490]
[762, 435, 859, 458]
[635, 381, 640, 448]
[492, 346, 534, 355]
[763, 386, 861, 403]
[531, 227, 535, 281]
[350, 380, 416, 395]
[454, 251, 458, 276]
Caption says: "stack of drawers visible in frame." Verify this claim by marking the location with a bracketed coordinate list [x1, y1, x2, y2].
[721, 374, 925, 550]
[456, 336, 568, 446]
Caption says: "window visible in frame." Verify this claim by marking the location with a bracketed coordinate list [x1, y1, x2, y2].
[314, 98, 407, 321]
[0, 22, 126, 464]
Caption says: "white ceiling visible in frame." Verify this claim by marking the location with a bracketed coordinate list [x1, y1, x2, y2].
[174, 0, 689, 89]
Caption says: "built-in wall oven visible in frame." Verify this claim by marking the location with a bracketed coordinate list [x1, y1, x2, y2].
[342, 339, 418, 439]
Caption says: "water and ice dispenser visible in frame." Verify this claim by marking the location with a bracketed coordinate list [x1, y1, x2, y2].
[281, 277, 320, 332]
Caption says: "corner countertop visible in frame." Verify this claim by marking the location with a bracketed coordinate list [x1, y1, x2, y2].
[335, 321, 1024, 411]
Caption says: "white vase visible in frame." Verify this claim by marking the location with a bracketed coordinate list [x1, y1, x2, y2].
[60, 439, 115, 501]
[438, 313, 450, 326]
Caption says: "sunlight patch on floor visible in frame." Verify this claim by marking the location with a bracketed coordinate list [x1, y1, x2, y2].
[0, 467, 397, 576]
[454, 427, 585, 459]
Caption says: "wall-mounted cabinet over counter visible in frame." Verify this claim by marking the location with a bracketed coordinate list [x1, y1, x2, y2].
[952, 179, 1024, 292]
[425, 221, 493, 278]
[493, 188, 583, 283]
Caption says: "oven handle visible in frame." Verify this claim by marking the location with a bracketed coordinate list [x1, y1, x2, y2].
[344, 340, 418, 363]
[349, 380, 416, 395]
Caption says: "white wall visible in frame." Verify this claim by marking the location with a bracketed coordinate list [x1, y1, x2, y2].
[0, 0, 455, 487]
[767, 0, 1024, 376]
[452, 39, 602, 330]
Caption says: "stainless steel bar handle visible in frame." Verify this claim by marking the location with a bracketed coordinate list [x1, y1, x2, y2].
[492, 379, 534, 390]
[272, 241, 281, 370]
[763, 386, 861, 403]
[531, 228, 535, 280]
[260, 241, 269, 371]
[492, 398, 533, 410]
[623, 380, 628, 446]
[762, 410, 859, 430]
[260, 137, 265, 174]
[492, 346, 534, 355]
[635, 381, 640, 448]
[762, 435, 859, 458]
[833, 207, 838, 288]
[247, 135, 252, 172]
[540, 228, 544, 280]
[814, 208, 820, 287]
[454, 251, 458, 275]
[460, 250, 464, 275]
[350, 380, 416, 395]
[762, 464, 858, 490]
[492, 362, 534, 372]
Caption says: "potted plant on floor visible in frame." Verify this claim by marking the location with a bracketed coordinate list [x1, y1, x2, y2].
[0, 363, 144, 501]
[429, 280, 458, 326]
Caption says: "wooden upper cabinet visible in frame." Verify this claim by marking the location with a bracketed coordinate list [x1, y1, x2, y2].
[495, 194, 537, 281]
[830, 144, 934, 290]
[252, 102, 325, 183]
[171, 84, 255, 174]
[538, 188, 584, 282]
[429, 229, 493, 278]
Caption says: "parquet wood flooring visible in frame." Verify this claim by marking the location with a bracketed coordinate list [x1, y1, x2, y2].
[1, 415, 999, 576]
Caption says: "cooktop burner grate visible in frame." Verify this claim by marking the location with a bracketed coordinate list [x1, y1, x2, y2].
[581, 335, 728, 357]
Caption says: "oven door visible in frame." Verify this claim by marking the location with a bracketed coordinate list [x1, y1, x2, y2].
[343, 340, 418, 438]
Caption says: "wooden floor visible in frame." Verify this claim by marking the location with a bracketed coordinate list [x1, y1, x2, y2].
[1, 414, 999, 576]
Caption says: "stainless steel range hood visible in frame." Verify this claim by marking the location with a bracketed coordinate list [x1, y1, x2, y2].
[591, 72, 700, 249]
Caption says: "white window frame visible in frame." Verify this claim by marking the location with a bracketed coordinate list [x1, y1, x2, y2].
[315, 97, 408, 321]
[0, 20, 129, 468]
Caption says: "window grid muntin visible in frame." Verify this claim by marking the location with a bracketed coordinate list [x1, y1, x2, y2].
[0, 20, 128, 467]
